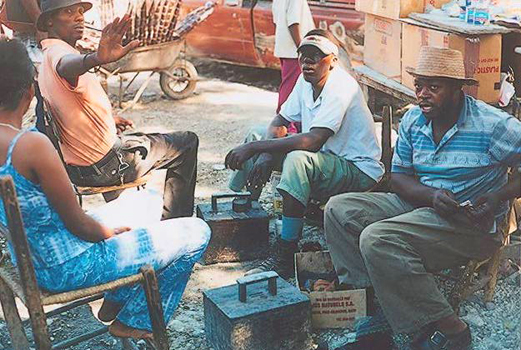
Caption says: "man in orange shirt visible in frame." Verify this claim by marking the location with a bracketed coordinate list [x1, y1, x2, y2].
[37, 0, 199, 219]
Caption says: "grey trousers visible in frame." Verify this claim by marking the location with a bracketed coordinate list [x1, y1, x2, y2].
[324, 192, 503, 334]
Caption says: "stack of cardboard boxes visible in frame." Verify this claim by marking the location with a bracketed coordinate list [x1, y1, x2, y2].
[356, 0, 503, 103]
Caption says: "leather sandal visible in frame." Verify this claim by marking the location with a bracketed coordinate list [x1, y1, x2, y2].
[411, 326, 471, 350]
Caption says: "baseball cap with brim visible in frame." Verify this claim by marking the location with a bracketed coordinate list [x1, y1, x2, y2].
[37, 0, 93, 32]
[405, 46, 478, 86]
[298, 35, 339, 57]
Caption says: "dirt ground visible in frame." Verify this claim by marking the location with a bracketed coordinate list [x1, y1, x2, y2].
[0, 60, 281, 350]
[0, 60, 519, 350]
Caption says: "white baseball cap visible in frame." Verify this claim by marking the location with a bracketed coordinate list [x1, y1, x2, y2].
[298, 35, 339, 56]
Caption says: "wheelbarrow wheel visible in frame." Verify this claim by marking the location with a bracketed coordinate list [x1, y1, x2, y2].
[160, 60, 198, 100]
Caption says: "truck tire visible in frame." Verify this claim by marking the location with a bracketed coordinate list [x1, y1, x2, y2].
[160, 60, 198, 100]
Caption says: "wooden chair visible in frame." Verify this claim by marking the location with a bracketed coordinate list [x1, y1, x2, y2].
[39, 95, 150, 207]
[0, 176, 169, 350]
[448, 201, 521, 311]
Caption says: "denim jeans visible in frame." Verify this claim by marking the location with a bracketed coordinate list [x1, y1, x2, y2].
[68, 131, 199, 220]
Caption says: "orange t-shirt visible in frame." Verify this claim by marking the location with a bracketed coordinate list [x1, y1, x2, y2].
[39, 39, 117, 166]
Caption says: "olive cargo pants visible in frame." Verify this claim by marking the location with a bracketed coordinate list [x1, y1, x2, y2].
[229, 126, 375, 206]
[324, 192, 502, 334]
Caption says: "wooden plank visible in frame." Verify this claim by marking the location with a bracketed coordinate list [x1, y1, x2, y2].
[381, 106, 393, 175]
[41, 274, 143, 306]
[75, 173, 151, 195]
[0, 176, 52, 349]
[141, 265, 169, 350]
[354, 65, 417, 104]
[0, 278, 29, 350]
[500, 242, 521, 261]
[409, 13, 511, 35]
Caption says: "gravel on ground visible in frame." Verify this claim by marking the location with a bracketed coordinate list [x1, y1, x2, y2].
[0, 59, 519, 350]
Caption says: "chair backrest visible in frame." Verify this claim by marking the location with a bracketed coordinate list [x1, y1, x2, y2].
[0, 176, 42, 299]
[0, 175, 56, 348]
[380, 105, 393, 176]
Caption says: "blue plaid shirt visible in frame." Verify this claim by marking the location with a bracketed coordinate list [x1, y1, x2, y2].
[392, 95, 521, 217]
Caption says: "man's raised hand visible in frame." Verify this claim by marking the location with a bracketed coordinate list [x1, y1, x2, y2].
[95, 15, 140, 65]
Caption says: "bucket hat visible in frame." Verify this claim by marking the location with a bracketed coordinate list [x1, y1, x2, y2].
[405, 46, 478, 85]
[36, 0, 92, 32]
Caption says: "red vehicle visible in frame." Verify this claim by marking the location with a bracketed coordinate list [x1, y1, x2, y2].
[180, 0, 364, 70]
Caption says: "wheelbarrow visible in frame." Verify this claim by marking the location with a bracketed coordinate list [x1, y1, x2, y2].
[99, 39, 198, 109]
[80, 0, 216, 110]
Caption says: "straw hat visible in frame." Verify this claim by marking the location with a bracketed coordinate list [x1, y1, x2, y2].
[405, 46, 478, 85]
[37, 0, 93, 32]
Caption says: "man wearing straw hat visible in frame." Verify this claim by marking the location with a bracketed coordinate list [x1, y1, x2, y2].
[36, 0, 200, 220]
[325, 46, 521, 349]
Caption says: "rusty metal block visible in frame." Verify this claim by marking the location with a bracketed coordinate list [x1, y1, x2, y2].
[196, 193, 269, 264]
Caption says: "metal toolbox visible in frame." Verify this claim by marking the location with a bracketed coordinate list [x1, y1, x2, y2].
[203, 272, 313, 350]
[196, 192, 269, 264]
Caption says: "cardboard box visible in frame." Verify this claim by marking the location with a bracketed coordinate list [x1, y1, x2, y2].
[401, 22, 502, 103]
[364, 15, 402, 82]
[356, 0, 424, 19]
[295, 251, 366, 329]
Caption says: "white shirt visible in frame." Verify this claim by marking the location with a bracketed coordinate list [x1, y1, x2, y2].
[272, 0, 315, 59]
[280, 67, 384, 181]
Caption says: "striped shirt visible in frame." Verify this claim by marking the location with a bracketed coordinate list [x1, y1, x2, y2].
[392, 95, 521, 216]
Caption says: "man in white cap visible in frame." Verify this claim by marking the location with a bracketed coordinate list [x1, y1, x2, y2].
[226, 29, 384, 278]
[325, 46, 521, 349]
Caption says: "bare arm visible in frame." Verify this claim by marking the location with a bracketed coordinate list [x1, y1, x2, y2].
[225, 115, 333, 170]
[288, 23, 301, 47]
[57, 15, 139, 87]
[254, 126, 332, 154]
[391, 172, 459, 217]
[252, 114, 291, 165]
[57, 53, 102, 87]
[264, 114, 332, 153]
[390, 173, 438, 207]
[22, 134, 117, 242]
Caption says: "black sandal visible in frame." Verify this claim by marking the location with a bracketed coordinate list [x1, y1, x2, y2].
[411, 325, 471, 350]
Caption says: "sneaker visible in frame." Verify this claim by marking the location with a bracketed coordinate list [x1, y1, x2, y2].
[411, 325, 471, 350]
[245, 238, 298, 279]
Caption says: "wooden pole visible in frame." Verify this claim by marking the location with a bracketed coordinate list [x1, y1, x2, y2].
[0, 177, 51, 349]
[140, 265, 169, 350]
[0, 278, 30, 350]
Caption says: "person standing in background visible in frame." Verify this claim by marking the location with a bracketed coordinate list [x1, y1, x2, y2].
[0, 0, 45, 65]
[272, 0, 315, 114]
